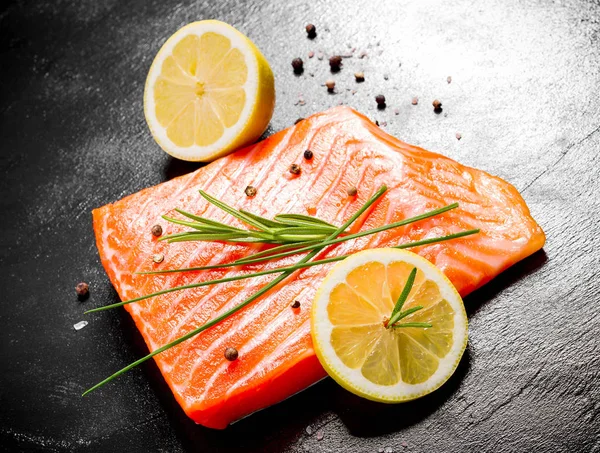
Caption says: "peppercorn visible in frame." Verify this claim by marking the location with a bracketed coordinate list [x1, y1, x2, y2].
[456, 132, 462, 140]
[291, 300, 301, 309]
[305, 23, 316, 39]
[375, 94, 386, 109]
[151, 224, 163, 237]
[291, 58, 304, 74]
[354, 72, 365, 82]
[244, 185, 257, 197]
[325, 79, 335, 92]
[347, 187, 358, 196]
[75, 282, 89, 299]
[329, 55, 342, 72]
[303, 149, 313, 160]
[411, 97, 419, 105]
[224, 347, 239, 361]
[289, 163, 301, 175]
[432, 99, 442, 113]
[294, 117, 304, 125]
[153, 253, 164, 263]
[375, 120, 380, 126]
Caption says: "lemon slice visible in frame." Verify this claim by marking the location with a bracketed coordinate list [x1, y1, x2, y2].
[144, 20, 275, 162]
[311, 248, 468, 402]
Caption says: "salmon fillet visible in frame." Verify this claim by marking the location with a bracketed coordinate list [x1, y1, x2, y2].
[92, 106, 545, 429]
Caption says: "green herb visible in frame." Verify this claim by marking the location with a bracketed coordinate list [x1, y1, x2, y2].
[159, 190, 341, 246]
[387, 267, 432, 329]
[138, 203, 463, 275]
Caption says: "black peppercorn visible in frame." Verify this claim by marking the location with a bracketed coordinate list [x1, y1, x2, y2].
[291, 300, 301, 309]
[347, 187, 358, 197]
[289, 164, 301, 175]
[303, 149, 313, 160]
[329, 55, 342, 72]
[432, 99, 442, 113]
[354, 72, 365, 82]
[75, 282, 89, 299]
[151, 224, 163, 237]
[224, 347, 239, 361]
[375, 94, 386, 109]
[245, 185, 257, 197]
[292, 58, 304, 74]
[305, 24, 316, 39]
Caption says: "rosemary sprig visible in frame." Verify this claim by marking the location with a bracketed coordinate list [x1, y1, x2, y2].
[138, 203, 462, 275]
[387, 267, 432, 329]
[85, 229, 479, 313]
[159, 190, 341, 246]
[82, 186, 388, 395]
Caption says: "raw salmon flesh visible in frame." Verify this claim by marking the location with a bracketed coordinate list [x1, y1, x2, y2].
[92, 106, 545, 429]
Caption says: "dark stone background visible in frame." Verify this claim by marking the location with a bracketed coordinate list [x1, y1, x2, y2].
[1, 0, 599, 451]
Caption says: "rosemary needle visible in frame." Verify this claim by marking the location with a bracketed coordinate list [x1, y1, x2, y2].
[86, 229, 479, 313]
[83, 185, 388, 395]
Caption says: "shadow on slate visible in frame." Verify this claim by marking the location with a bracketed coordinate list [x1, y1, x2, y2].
[463, 249, 548, 317]
[331, 348, 471, 437]
[162, 157, 205, 181]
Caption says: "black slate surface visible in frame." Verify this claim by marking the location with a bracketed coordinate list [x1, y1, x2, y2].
[1, 0, 599, 452]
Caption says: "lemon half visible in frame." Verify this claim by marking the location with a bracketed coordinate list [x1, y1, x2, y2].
[144, 20, 275, 162]
[311, 249, 468, 402]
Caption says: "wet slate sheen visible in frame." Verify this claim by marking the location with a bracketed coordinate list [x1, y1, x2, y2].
[1, 0, 599, 452]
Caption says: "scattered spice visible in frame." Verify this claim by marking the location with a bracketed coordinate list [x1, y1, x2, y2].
[376, 94, 386, 109]
[75, 282, 89, 299]
[306, 426, 313, 435]
[354, 71, 365, 82]
[294, 117, 304, 125]
[152, 253, 164, 263]
[375, 120, 380, 126]
[244, 185, 257, 197]
[351, 89, 357, 95]
[305, 23, 316, 39]
[347, 186, 358, 196]
[291, 58, 304, 74]
[289, 163, 301, 175]
[317, 51, 324, 60]
[224, 347, 239, 361]
[358, 50, 368, 59]
[291, 300, 301, 309]
[303, 149, 313, 160]
[447, 76, 452, 84]
[329, 55, 342, 72]
[308, 51, 314, 58]
[411, 97, 418, 105]
[316, 430, 324, 441]
[325, 79, 335, 92]
[456, 132, 462, 140]
[383, 74, 389, 80]
[394, 108, 400, 115]
[151, 224, 163, 237]
[432, 99, 443, 113]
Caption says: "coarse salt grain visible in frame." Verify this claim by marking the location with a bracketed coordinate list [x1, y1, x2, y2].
[74, 321, 88, 331]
